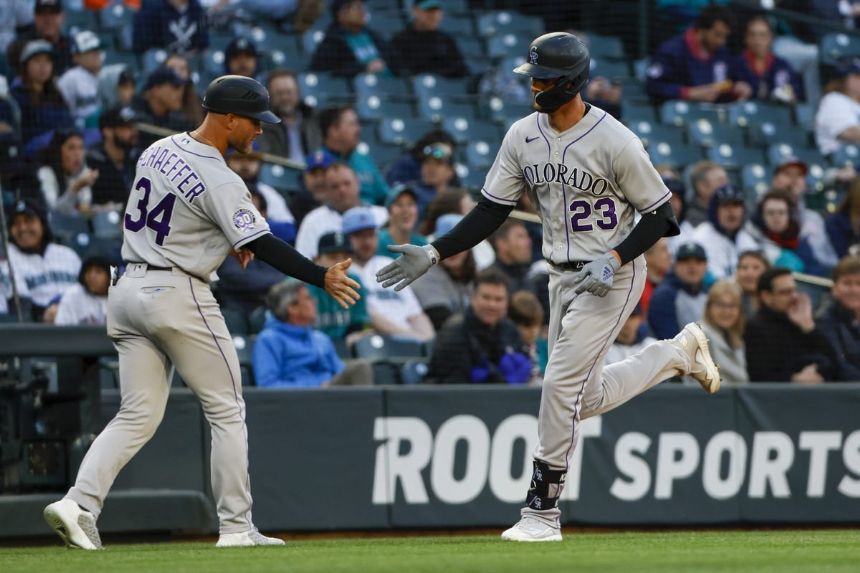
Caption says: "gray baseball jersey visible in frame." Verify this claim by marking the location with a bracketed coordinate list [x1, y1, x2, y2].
[121, 134, 270, 277]
[482, 106, 671, 263]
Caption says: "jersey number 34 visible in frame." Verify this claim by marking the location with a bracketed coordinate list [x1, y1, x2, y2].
[569, 197, 617, 232]
[125, 177, 177, 246]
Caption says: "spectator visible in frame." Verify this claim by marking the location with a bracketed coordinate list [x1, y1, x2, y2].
[605, 304, 657, 365]
[661, 173, 696, 252]
[411, 213, 474, 330]
[648, 241, 710, 339]
[826, 176, 860, 259]
[425, 268, 531, 384]
[700, 279, 748, 383]
[97, 64, 136, 111]
[771, 156, 840, 269]
[685, 161, 728, 227]
[0, 0, 32, 56]
[226, 145, 294, 225]
[748, 190, 826, 275]
[692, 184, 760, 279]
[86, 106, 140, 210]
[133, 67, 195, 148]
[816, 58, 860, 156]
[736, 249, 770, 316]
[294, 162, 387, 259]
[342, 206, 434, 341]
[745, 267, 837, 382]
[386, 129, 457, 187]
[309, 231, 371, 343]
[646, 5, 751, 103]
[319, 105, 389, 205]
[310, 0, 393, 78]
[253, 279, 373, 388]
[6, 0, 72, 77]
[388, 0, 468, 78]
[164, 52, 205, 126]
[816, 256, 860, 381]
[409, 142, 457, 217]
[248, 189, 294, 244]
[584, 76, 624, 119]
[132, 0, 209, 54]
[224, 37, 259, 79]
[258, 69, 323, 166]
[54, 256, 110, 325]
[291, 149, 334, 227]
[508, 290, 547, 383]
[810, 0, 860, 38]
[57, 30, 104, 126]
[377, 185, 427, 256]
[10, 40, 73, 151]
[641, 237, 672, 317]
[732, 14, 803, 104]
[420, 188, 495, 270]
[488, 220, 534, 294]
[35, 129, 99, 215]
[5, 199, 80, 321]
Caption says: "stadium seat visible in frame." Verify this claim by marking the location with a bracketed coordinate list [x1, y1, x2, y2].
[457, 164, 487, 190]
[50, 212, 90, 247]
[686, 118, 743, 148]
[440, 14, 475, 36]
[794, 103, 816, 133]
[98, 2, 134, 30]
[352, 335, 424, 360]
[299, 72, 351, 101]
[401, 359, 429, 385]
[628, 121, 684, 150]
[477, 11, 543, 38]
[91, 210, 123, 240]
[586, 34, 625, 60]
[442, 116, 500, 144]
[64, 10, 98, 36]
[456, 37, 486, 59]
[660, 101, 722, 127]
[487, 33, 529, 60]
[747, 121, 809, 149]
[233, 336, 254, 386]
[379, 117, 436, 146]
[354, 74, 412, 99]
[207, 31, 235, 52]
[84, 237, 122, 263]
[831, 144, 860, 168]
[259, 163, 302, 195]
[356, 95, 415, 121]
[248, 306, 267, 334]
[647, 141, 702, 169]
[740, 163, 770, 202]
[589, 58, 631, 82]
[365, 12, 404, 39]
[707, 143, 765, 170]
[203, 50, 227, 76]
[482, 96, 533, 124]
[411, 75, 472, 99]
[142, 48, 169, 74]
[806, 164, 827, 192]
[766, 143, 826, 169]
[355, 142, 401, 170]
[464, 140, 500, 170]
[621, 101, 656, 123]
[820, 32, 860, 66]
[223, 308, 249, 336]
[417, 95, 476, 123]
[727, 101, 794, 129]
[371, 361, 400, 385]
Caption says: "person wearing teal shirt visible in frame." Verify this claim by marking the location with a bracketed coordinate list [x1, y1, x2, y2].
[309, 0, 395, 78]
[309, 231, 371, 341]
[318, 105, 390, 206]
[377, 184, 428, 256]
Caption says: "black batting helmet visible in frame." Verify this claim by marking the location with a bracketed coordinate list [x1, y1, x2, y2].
[202, 75, 280, 124]
[513, 32, 590, 113]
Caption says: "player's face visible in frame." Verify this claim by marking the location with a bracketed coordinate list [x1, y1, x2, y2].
[673, 258, 706, 286]
[348, 228, 377, 263]
[701, 21, 730, 52]
[60, 135, 85, 175]
[10, 214, 45, 251]
[228, 115, 263, 155]
[269, 75, 300, 116]
[833, 272, 860, 314]
[471, 282, 508, 327]
[762, 274, 797, 313]
[84, 266, 110, 296]
[745, 20, 772, 56]
[389, 193, 417, 232]
[761, 198, 790, 234]
[708, 293, 740, 331]
[736, 255, 767, 294]
[25, 54, 54, 85]
[325, 166, 360, 212]
[228, 54, 257, 78]
[717, 201, 745, 233]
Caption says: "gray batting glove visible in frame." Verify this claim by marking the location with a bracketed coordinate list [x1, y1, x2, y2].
[376, 244, 440, 291]
[573, 253, 621, 297]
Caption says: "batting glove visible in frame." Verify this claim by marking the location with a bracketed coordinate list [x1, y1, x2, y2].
[376, 244, 439, 291]
[573, 253, 621, 297]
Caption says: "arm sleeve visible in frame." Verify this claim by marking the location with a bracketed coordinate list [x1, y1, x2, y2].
[246, 233, 327, 288]
[430, 197, 514, 259]
[613, 201, 680, 264]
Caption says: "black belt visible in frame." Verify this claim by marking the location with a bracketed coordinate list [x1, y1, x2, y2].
[547, 260, 590, 272]
[121, 261, 208, 283]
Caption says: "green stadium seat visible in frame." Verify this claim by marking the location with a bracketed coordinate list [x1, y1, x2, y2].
[794, 103, 816, 133]
[741, 163, 770, 200]
[142, 48, 169, 74]
[806, 163, 827, 192]
[820, 33, 860, 66]
[831, 144, 860, 168]
[621, 101, 656, 123]
[456, 37, 486, 59]
[98, 2, 134, 30]
[259, 163, 302, 195]
[660, 101, 723, 127]
[379, 117, 437, 146]
[747, 121, 809, 149]
[589, 58, 631, 82]
[482, 96, 533, 124]
[302, 28, 327, 56]
[686, 118, 744, 148]
[354, 74, 412, 99]
[464, 140, 499, 170]
[353, 335, 424, 360]
[727, 101, 794, 129]
[440, 14, 475, 36]
[487, 33, 529, 60]
[233, 335, 254, 386]
[401, 359, 429, 385]
[477, 11, 543, 38]
[65, 10, 98, 36]
[647, 141, 703, 169]
[706, 143, 765, 170]
[766, 143, 826, 169]
[248, 306, 267, 334]
[417, 95, 475, 123]
[356, 95, 415, 121]
[629, 121, 684, 150]
[457, 165, 487, 190]
[442, 116, 500, 144]
[411, 74, 472, 99]
[298, 72, 351, 100]
[50, 212, 90, 247]
[365, 13, 404, 39]
[91, 211, 123, 240]
[355, 142, 401, 170]
[223, 308, 249, 336]
[586, 34, 625, 60]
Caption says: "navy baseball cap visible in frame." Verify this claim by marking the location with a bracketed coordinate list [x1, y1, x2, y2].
[416, 0, 443, 9]
[318, 232, 353, 255]
[305, 149, 336, 172]
[837, 57, 860, 78]
[675, 242, 707, 261]
[384, 184, 417, 209]
[145, 67, 185, 90]
[226, 37, 258, 59]
[713, 184, 745, 205]
[34, 0, 62, 13]
[342, 207, 377, 235]
[99, 106, 137, 129]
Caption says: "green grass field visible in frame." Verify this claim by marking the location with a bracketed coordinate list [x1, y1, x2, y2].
[3, 530, 859, 573]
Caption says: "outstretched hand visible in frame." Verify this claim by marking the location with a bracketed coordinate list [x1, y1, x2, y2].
[325, 258, 361, 309]
[231, 248, 255, 269]
[376, 244, 438, 291]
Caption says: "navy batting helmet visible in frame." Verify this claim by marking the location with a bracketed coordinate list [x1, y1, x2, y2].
[513, 32, 590, 113]
[202, 75, 280, 124]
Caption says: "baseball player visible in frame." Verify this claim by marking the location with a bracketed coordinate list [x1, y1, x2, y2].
[376, 33, 721, 542]
[43, 75, 360, 549]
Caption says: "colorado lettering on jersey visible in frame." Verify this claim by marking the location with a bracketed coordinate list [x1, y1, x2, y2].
[137, 145, 207, 202]
[522, 163, 610, 196]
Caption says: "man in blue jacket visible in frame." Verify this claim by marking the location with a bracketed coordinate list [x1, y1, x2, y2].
[253, 279, 372, 387]
[132, 0, 209, 54]
[646, 5, 751, 103]
[648, 242, 711, 339]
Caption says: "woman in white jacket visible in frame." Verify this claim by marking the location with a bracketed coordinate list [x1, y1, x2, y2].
[700, 280, 749, 384]
[36, 129, 98, 216]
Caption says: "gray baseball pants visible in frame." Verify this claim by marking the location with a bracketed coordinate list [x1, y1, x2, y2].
[66, 265, 254, 534]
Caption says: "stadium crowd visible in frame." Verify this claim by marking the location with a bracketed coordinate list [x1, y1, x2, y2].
[0, 0, 858, 387]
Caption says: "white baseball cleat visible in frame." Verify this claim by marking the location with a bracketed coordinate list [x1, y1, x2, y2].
[673, 322, 721, 394]
[216, 529, 285, 547]
[43, 498, 102, 550]
[501, 516, 563, 542]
